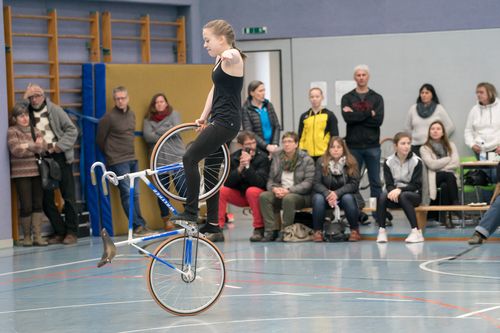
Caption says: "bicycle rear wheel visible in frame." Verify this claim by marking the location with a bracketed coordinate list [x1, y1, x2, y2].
[146, 235, 225, 316]
[150, 123, 230, 202]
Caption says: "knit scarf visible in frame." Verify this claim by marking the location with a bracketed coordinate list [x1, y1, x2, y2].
[329, 156, 346, 175]
[416, 101, 437, 118]
[151, 106, 172, 122]
[280, 150, 299, 172]
[430, 141, 447, 158]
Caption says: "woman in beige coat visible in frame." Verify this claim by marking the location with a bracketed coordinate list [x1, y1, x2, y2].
[420, 120, 459, 227]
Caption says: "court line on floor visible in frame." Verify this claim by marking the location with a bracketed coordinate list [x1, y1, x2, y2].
[419, 257, 500, 280]
[0, 256, 122, 277]
[456, 305, 500, 318]
[356, 297, 413, 302]
[0, 299, 153, 314]
[114, 315, 481, 333]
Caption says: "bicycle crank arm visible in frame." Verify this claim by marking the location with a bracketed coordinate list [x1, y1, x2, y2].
[97, 228, 117, 268]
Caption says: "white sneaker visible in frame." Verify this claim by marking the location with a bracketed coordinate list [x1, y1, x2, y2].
[405, 228, 424, 243]
[376, 228, 388, 243]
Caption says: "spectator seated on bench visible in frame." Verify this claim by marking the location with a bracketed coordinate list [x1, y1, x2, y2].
[311, 136, 365, 242]
[260, 132, 315, 242]
[419, 120, 460, 228]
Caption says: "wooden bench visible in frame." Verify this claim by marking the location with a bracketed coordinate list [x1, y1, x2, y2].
[362, 205, 490, 230]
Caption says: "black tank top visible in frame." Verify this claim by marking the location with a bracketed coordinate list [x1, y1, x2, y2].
[210, 59, 243, 130]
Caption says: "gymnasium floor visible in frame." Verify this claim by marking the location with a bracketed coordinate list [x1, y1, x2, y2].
[1, 211, 499, 333]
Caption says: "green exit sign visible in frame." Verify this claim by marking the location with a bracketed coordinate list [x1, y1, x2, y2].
[243, 26, 267, 35]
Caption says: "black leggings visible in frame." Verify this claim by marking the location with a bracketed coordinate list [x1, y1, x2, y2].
[435, 171, 459, 205]
[183, 123, 238, 222]
[14, 176, 43, 217]
[377, 191, 421, 229]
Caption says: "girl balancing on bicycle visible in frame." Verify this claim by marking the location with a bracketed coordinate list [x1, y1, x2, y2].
[170, 19, 244, 240]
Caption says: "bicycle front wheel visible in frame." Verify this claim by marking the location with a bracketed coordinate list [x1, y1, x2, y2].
[146, 235, 225, 316]
[150, 123, 230, 203]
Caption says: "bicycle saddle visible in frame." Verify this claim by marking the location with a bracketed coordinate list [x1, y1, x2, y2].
[97, 228, 117, 268]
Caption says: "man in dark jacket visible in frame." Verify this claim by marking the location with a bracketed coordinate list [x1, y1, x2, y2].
[341, 64, 384, 220]
[210, 131, 270, 242]
[96, 86, 152, 236]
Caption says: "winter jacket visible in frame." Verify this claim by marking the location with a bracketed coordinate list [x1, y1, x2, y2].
[464, 98, 500, 152]
[298, 108, 339, 157]
[341, 89, 384, 149]
[383, 152, 423, 193]
[242, 99, 281, 151]
[313, 158, 364, 208]
[224, 148, 270, 193]
[7, 125, 47, 178]
[267, 149, 315, 194]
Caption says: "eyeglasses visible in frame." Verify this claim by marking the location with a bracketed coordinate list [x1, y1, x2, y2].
[29, 94, 43, 99]
[114, 96, 128, 101]
[282, 139, 296, 144]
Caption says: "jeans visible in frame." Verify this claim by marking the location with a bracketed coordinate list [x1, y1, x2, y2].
[259, 191, 311, 231]
[475, 195, 500, 238]
[350, 147, 382, 198]
[158, 171, 186, 218]
[43, 152, 78, 236]
[312, 193, 359, 231]
[218, 186, 264, 228]
[377, 191, 421, 229]
[109, 160, 146, 229]
[183, 123, 238, 223]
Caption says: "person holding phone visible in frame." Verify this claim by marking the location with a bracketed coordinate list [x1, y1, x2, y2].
[216, 131, 270, 242]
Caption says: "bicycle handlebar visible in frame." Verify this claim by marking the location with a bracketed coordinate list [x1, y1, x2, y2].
[90, 161, 121, 196]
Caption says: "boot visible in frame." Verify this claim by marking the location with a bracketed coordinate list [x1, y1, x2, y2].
[20, 216, 33, 247]
[31, 212, 48, 246]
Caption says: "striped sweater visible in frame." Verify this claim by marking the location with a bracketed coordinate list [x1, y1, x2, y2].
[7, 125, 47, 178]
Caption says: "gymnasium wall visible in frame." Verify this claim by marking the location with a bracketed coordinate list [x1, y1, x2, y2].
[96, 64, 212, 235]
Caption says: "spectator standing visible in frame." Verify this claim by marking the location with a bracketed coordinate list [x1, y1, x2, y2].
[242, 81, 281, 155]
[97, 86, 152, 236]
[298, 87, 339, 161]
[24, 84, 79, 245]
[405, 83, 455, 156]
[143, 93, 185, 230]
[8, 102, 48, 246]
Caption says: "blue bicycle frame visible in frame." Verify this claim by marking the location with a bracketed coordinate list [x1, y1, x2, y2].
[91, 161, 199, 274]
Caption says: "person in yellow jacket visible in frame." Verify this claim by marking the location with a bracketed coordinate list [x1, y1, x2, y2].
[298, 87, 339, 161]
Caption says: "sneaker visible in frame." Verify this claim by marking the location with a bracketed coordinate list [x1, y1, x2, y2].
[348, 229, 361, 242]
[249, 227, 264, 242]
[376, 228, 388, 243]
[133, 226, 156, 237]
[170, 212, 198, 223]
[405, 228, 424, 243]
[48, 234, 64, 245]
[468, 231, 485, 245]
[313, 230, 323, 242]
[63, 234, 78, 245]
[261, 230, 279, 242]
[205, 231, 224, 242]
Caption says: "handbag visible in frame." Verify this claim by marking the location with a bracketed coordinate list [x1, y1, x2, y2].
[323, 206, 348, 242]
[283, 223, 314, 242]
[37, 156, 62, 190]
[29, 123, 61, 190]
[464, 169, 491, 186]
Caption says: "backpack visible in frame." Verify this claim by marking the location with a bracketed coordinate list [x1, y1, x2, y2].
[465, 169, 491, 186]
[323, 206, 348, 242]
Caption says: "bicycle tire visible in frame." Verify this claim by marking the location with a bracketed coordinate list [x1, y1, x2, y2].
[150, 123, 230, 202]
[146, 235, 225, 316]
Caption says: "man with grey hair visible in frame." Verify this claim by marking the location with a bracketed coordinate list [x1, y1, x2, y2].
[96, 86, 152, 236]
[24, 83, 79, 244]
[341, 65, 385, 222]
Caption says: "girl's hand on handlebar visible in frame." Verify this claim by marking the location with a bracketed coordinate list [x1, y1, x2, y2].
[195, 119, 207, 132]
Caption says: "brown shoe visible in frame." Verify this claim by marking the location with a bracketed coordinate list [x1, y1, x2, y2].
[164, 220, 176, 231]
[63, 234, 78, 245]
[348, 229, 361, 242]
[48, 234, 64, 245]
[313, 230, 323, 242]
